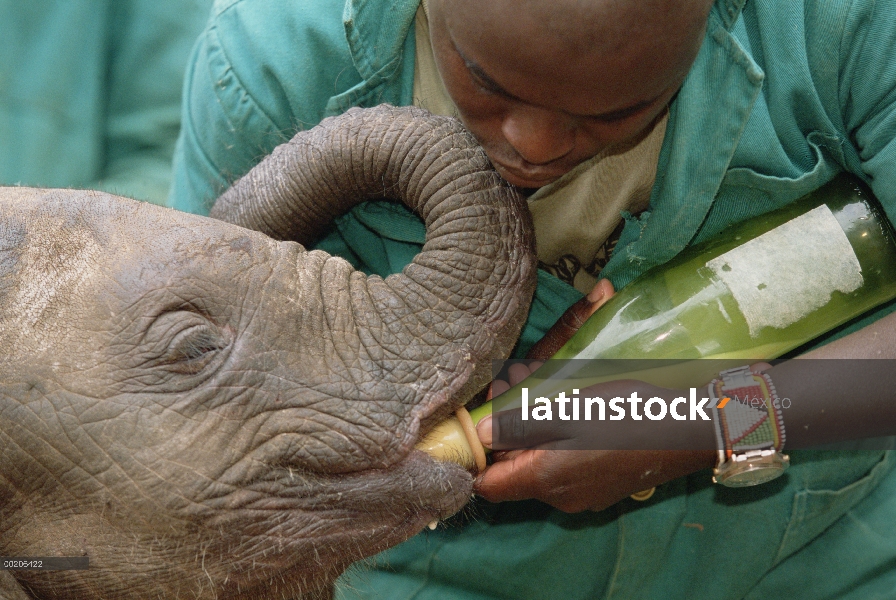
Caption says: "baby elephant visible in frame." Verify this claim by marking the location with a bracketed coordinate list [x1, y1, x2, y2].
[0, 106, 536, 599]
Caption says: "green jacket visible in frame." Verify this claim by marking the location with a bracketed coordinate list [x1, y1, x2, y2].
[169, 0, 896, 597]
[0, 0, 212, 204]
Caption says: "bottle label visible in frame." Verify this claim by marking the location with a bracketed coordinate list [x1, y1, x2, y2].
[706, 205, 862, 337]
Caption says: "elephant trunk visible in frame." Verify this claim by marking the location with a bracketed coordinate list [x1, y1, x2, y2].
[211, 105, 536, 462]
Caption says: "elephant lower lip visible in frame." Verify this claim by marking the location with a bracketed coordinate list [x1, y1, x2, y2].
[259, 451, 472, 517]
[221, 453, 470, 578]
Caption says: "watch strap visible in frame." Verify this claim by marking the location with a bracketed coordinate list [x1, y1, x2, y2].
[709, 366, 786, 474]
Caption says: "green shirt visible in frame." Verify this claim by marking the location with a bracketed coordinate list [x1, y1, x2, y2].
[169, 0, 896, 597]
[0, 0, 212, 204]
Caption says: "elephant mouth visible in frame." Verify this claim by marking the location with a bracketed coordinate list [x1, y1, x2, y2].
[228, 451, 472, 578]
[240, 400, 477, 521]
[207, 450, 471, 597]
[347, 450, 473, 528]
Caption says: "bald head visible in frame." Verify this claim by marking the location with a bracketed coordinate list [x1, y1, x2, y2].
[445, 0, 712, 52]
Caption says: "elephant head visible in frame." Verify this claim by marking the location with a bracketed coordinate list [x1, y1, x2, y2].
[0, 106, 536, 599]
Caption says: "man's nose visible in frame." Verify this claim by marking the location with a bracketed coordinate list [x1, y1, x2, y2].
[501, 106, 576, 165]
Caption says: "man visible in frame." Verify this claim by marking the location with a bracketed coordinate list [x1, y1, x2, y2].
[169, 0, 896, 597]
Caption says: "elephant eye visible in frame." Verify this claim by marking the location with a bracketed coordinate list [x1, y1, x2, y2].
[144, 311, 230, 376]
[163, 325, 228, 374]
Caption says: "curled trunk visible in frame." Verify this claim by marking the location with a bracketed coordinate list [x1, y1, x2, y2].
[211, 104, 536, 444]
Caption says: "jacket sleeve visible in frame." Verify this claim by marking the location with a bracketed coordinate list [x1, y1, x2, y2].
[91, 0, 212, 205]
[839, 0, 896, 220]
[167, 0, 362, 214]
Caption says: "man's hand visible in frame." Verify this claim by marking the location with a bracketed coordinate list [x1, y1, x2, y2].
[474, 279, 716, 512]
[474, 363, 715, 512]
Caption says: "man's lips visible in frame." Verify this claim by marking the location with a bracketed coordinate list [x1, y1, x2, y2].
[491, 161, 567, 188]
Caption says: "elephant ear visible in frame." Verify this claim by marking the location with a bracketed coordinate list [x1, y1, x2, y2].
[211, 104, 537, 438]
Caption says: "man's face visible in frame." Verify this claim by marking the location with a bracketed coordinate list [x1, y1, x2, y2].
[428, 0, 713, 188]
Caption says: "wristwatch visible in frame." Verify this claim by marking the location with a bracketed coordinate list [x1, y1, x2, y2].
[710, 366, 789, 487]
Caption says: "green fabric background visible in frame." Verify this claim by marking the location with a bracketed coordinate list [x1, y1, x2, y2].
[0, 0, 212, 203]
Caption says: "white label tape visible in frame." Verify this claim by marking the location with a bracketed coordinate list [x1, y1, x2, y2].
[706, 205, 863, 337]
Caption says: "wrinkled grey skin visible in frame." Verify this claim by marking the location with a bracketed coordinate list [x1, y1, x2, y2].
[0, 106, 536, 599]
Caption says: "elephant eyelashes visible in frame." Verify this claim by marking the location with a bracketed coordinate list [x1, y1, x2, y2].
[143, 311, 230, 376]
[162, 325, 228, 374]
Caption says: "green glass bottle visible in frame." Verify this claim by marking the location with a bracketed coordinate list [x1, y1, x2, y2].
[417, 174, 896, 468]
[552, 174, 896, 363]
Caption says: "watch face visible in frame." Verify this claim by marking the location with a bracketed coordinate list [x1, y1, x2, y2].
[715, 453, 790, 487]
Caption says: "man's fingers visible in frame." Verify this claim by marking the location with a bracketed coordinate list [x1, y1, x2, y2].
[475, 448, 607, 511]
[487, 360, 543, 405]
[488, 406, 573, 450]
[526, 297, 593, 360]
[507, 362, 536, 386]
[487, 379, 510, 400]
[473, 451, 542, 502]
[527, 279, 615, 360]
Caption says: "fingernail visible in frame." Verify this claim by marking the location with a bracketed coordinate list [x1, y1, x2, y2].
[587, 285, 604, 303]
[476, 415, 493, 448]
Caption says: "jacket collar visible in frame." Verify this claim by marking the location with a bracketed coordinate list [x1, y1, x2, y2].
[717, 0, 748, 30]
[325, 0, 418, 115]
[342, 0, 418, 80]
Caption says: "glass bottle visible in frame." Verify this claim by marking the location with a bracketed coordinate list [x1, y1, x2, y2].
[418, 174, 896, 467]
[553, 174, 896, 363]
